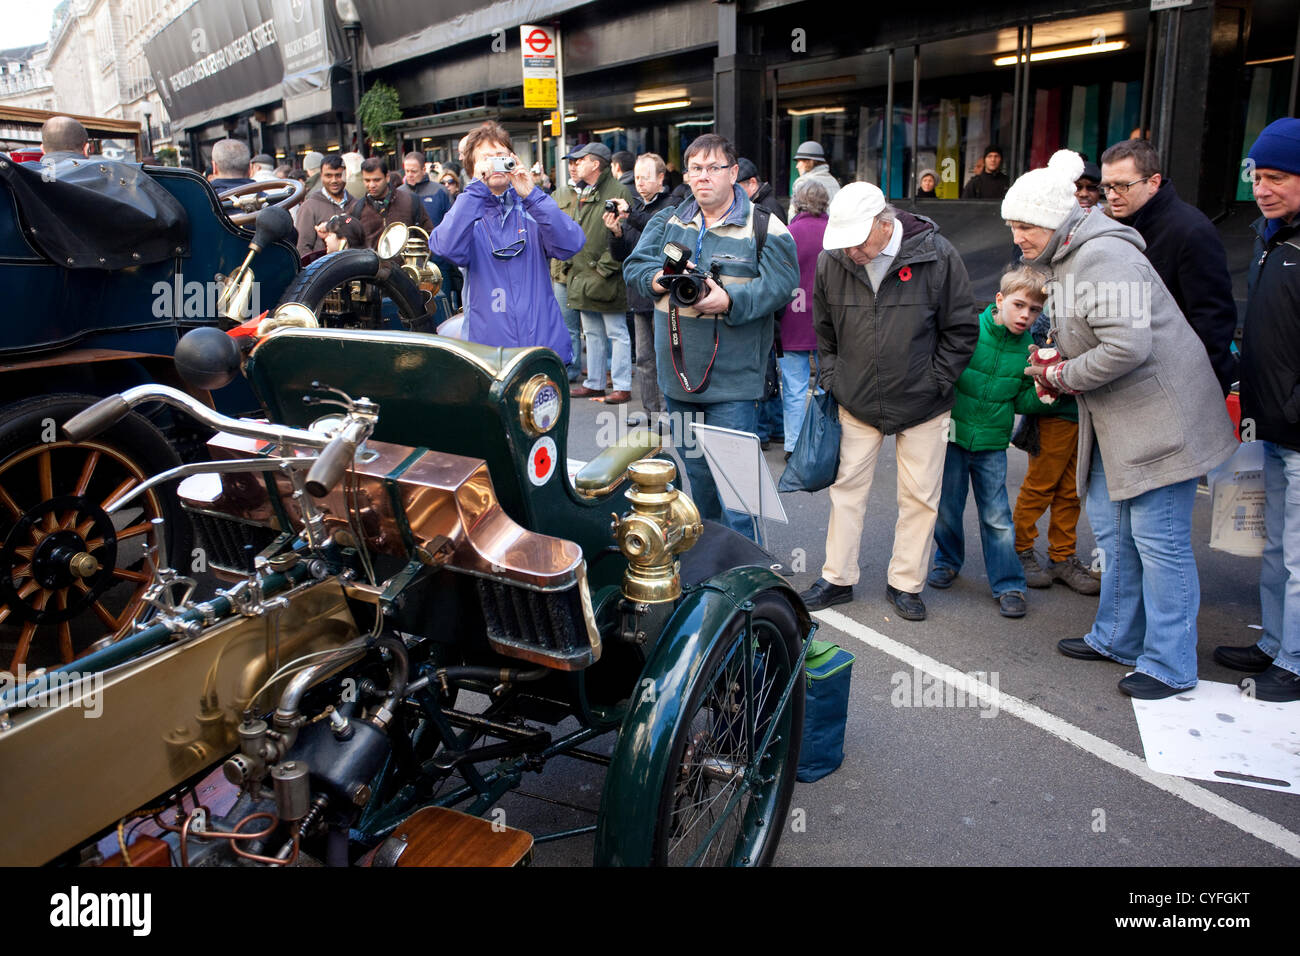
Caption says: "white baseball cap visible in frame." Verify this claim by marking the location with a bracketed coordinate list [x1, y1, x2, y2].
[823, 181, 887, 250]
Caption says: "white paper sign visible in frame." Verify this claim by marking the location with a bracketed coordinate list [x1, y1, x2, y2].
[690, 422, 788, 524]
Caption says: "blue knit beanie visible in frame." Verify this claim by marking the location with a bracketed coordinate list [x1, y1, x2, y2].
[1248, 118, 1300, 176]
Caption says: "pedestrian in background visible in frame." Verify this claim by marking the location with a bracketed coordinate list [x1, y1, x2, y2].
[962, 145, 1009, 199]
[1101, 138, 1238, 395]
[550, 153, 585, 383]
[928, 265, 1056, 619]
[738, 157, 788, 451]
[1074, 160, 1102, 209]
[789, 140, 840, 219]
[916, 168, 938, 199]
[1008, 150, 1236, 699]
[563, 143, 636, 404]
[608, 152, 675, 421]
[777, 178, 830, 459]
[1214, 117, 1300, 702]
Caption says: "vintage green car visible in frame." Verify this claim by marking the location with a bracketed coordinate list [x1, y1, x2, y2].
[0, 317, 811, 867]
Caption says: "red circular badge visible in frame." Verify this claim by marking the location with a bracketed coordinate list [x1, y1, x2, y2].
[899, 266, 913, 282]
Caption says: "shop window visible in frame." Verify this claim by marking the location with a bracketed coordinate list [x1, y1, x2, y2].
[1237, 61, 1295, 201]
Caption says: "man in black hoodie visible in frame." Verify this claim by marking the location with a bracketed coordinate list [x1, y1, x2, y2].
[960, 146, 1009, 199]
[1213, 118, 1300, 702]
[1100, 138, 1237, 395]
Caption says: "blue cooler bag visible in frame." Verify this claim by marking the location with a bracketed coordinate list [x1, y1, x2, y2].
[797, 639, 855, 782]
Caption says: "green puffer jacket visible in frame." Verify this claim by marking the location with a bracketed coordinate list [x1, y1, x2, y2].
[564, 168, 635, 312]
[950, 304, 1055, 451]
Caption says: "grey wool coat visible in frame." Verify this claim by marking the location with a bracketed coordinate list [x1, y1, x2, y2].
[1034, 205, 1237, 501]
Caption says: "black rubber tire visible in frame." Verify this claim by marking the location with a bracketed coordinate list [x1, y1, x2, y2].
[0, 394, 191, 670]
[650, 591, 804, 866]
[277, 249, 429, 330]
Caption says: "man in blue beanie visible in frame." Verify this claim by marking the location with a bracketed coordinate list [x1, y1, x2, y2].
[1214, 117, 1300, 701]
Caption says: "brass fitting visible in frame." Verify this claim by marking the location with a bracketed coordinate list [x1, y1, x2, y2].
[613, 459, 702, 604]
[68, 552, 101, 578]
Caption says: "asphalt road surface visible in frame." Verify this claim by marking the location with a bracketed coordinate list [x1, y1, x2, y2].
[504, 393, 1300, 868]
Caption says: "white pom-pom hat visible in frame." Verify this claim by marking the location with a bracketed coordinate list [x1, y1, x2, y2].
[1000, 149, 1086, 231]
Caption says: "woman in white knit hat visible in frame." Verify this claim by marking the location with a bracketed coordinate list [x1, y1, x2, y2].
[1004, 149, 1237, 699]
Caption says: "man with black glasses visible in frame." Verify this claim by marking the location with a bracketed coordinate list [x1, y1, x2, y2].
[430, 122, 586, 356]
[1101, 138, 1237, 395]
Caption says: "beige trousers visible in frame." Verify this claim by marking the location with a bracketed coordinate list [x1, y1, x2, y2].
[822, 408, 949, 593]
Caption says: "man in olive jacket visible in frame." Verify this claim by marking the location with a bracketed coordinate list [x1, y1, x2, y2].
[799, 183, 977, 620]
[564, 143, 636, 403]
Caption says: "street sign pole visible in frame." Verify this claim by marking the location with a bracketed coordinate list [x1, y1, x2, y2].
[555, 29, 566, 173]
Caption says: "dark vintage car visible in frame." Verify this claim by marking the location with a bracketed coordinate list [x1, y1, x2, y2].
[0, 142, 439, 673]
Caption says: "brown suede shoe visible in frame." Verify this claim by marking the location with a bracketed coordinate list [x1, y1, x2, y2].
[570, 385, 605, 398]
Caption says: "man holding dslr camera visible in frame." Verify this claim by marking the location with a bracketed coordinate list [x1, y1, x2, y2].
[624, 134, 799, 539]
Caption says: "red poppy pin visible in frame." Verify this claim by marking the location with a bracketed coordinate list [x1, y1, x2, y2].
[899, 266, 913, 282]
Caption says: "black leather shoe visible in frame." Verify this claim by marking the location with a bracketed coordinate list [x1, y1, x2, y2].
[798, 578, 853, 611]
[1213, 644, 1274, 673]
[1241, 664, 1300, 702]
[886, 585, 926, 621]
[1057, 638, 1111, 661]
[1118, 672, 1187, 699]
[998, 591, 1027, 618]
[926, 566, 957, 589]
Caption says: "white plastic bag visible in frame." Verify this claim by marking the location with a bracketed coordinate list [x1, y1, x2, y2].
[1207, 441, 1267, 557]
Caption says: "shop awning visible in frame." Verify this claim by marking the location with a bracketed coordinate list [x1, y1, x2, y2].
[145, 0, 345, 133]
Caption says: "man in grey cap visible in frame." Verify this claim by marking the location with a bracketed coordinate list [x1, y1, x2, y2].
[790, 140, 840, 219]
[303, 150, 324, 193]
[250, 152, 277, 181]
[562, 142, 636, 403]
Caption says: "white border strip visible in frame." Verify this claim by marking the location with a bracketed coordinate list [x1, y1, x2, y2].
[813, 607, 1300, 861]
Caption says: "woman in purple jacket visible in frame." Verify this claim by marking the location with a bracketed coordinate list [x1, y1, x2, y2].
[779, 180, 830, 456]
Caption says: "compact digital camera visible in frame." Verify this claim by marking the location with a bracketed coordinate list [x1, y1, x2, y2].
[490, 156, 517, 173]
[661, 241, 720, 309]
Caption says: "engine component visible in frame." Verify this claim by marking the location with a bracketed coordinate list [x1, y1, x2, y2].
[291, 718, 390, 810]
[271, 760, 311, 821]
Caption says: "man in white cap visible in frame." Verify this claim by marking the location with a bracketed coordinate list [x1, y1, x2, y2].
[789, 140, 840, 219]
[798, 182, 976, 620]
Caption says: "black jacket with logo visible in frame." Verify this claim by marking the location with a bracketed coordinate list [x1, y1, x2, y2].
[1240, 216, 1300, 452]
[814, 211, 977, 434]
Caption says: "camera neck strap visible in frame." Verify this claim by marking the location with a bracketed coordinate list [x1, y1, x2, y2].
[668, 304, 718, 394]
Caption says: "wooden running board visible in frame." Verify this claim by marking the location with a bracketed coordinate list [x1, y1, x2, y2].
[370, 807, 533, 867]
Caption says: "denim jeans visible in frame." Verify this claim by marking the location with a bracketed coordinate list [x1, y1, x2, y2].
[1257, 441, 1300, 677]
[932, 444, 1026, 597]
[1082, 442, 1200, 689]
[665, 396, 760, 541]
[778, 351, 814, 454]
[552, 280, 583, 380]
[581, 310, 632, 392]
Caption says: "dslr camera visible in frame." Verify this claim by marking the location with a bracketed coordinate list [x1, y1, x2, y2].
[490, 156, 517, 173]
[661, 241, 720, 309]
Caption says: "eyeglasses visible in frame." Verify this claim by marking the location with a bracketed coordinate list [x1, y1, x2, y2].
[1099, 177, 1149, 196]
[440, 179, 456, 186]
[686, 162, 735, 180]
[492, 236, 527, 259]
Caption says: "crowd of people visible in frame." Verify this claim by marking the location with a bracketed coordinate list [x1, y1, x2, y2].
[24, 113, 1297, 705]
[420, 117, 1300, 706]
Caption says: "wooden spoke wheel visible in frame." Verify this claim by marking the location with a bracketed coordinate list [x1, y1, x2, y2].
[0, 396, 188, 672]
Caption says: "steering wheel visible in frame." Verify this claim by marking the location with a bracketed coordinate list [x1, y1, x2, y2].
[217, 178, 306, 227]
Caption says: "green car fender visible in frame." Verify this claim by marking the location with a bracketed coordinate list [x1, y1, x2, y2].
[593, 565, 810, 866]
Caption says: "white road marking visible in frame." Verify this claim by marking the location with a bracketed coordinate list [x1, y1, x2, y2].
[813, 607, 1300, 860]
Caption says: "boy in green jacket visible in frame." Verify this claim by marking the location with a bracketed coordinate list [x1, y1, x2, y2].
[927, 265, 1054, 618]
